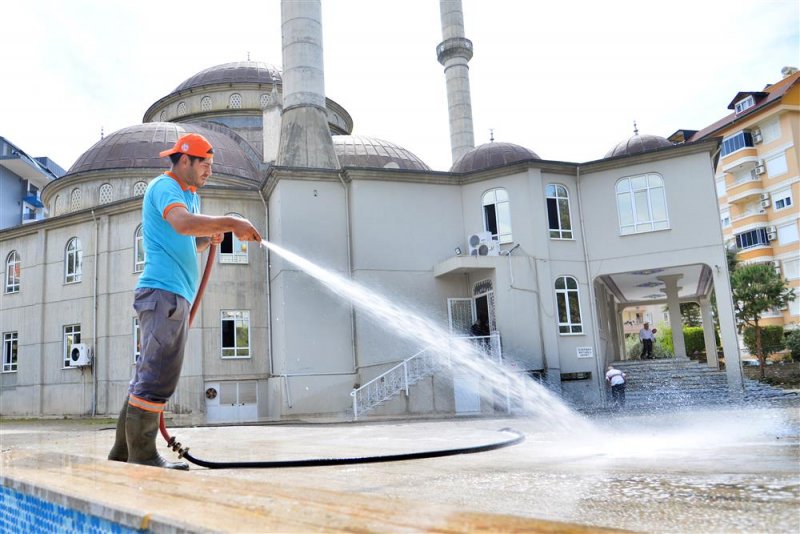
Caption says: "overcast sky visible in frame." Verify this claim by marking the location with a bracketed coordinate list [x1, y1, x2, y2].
[2, 0, 798, 173]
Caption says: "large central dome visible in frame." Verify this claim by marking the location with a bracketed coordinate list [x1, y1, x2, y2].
[174, 61, 282, 93]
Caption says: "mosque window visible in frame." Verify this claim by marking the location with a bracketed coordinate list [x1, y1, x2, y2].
[54, 195, 64, 216]
[134, 224, 145, 273]
[62, 324, 81, 368]
[260, 93, 270, 108]
[555, 276, 583, 334]
[159, 110, 167, 122]
[220, 213, 249, 264]
[70, 188, 82, 212]
[5, 250, 20, 293]
[65, 237, 82, 284]
[98, 183, 113, 205]
[482, 188, 512, 244]
[546, 184, 573, 239]
[201, 96, 212, 112]
[229, 93, 242, 109]
[133, 181, 147, 197]
[615, 173, 669, 235]
[177, 101, 187, 115]
[3, 332, 18, 373]
[221, 310, 250, 358]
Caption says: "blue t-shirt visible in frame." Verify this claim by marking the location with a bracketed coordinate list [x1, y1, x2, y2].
[136, 173, 200, 303]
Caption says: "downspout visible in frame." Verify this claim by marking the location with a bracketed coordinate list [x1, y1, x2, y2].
[90, 210, 99, 416]
[575, 166, 605, 401]
[257, 190, 273, 376]
[503, 244, 547, 371]
[338, 171, 358, 373]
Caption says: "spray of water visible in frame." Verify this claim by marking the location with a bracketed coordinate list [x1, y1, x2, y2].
[262, 240, 593, 432]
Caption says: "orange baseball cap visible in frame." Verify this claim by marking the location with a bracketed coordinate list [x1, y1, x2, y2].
[159, 133, 214, 158]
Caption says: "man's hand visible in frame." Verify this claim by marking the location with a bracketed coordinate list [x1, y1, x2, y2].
[210, 233, 224, 245]
[230, 217, 262, 242]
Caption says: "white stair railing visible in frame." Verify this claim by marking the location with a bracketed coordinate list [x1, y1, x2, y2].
[350, 333, 502, 419]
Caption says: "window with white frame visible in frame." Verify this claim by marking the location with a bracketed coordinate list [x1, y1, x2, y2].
[221, 310, 250, 358]
[783, 258, 800, 280]
[773, 188, 793, 211]
[229, 93, 242, 109]
[765, 153, 788, 178]
[3, 332, 18, 373]
[546, 184, 573, 239]
[63, 324, 81, 368]
[555, 276, 583, 334]
[482, 188, 512, 244]
[134, 224, 145, 272]
[133, 317, 141, 364]
[734, 95, 755, 115]
[220, 213, 249, 264]
[721, 131, 754, 156]
[615, 173, 669, 235]
[735, 228, 770, 250]
[715, 179, 726, 197]
[65, 237, 82, 283]
[777, 223, 799, 245]
[760, 119, 780, 144]
[789, 298, 800, 317]
[720, 208, 731, 228]
[98, 183, 113, 204]
[5, 250, 20, 293]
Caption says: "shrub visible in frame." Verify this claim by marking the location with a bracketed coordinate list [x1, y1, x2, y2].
[625, 336, 673, 359]
[683, 327, 706, 356]
[785, 329, 800, 362]
[742, 325, 786, 358]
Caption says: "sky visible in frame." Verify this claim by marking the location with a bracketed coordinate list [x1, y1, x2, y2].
[2, 0, 798, 174]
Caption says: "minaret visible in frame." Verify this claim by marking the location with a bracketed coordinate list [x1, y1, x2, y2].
[276, 0, 339, 169]
[437, 0, 476, 165]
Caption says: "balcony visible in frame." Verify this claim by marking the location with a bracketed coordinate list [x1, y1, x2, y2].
[731, 209, 768, 224]
[721, 149, 759, 173]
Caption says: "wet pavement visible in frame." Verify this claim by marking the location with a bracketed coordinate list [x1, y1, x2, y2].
[2, 400, 799, 533]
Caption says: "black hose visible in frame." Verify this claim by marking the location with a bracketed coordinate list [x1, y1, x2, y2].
[165, 427, 525, 469]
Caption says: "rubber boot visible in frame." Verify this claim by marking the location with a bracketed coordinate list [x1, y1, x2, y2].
[107, 398, 129, 462]
[125, 404, 188, 470]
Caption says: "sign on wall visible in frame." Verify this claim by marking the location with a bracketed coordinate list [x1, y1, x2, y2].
[576, 346, 594, 359]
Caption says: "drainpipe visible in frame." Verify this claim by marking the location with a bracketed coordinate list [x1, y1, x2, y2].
[90, 209, 99, 416]
[575, 166, 605, 402]
[338, 171, 358, 373]
[257, 190, 273, 376]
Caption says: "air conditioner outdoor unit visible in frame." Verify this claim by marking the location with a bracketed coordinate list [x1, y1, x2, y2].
[760, 199, 771, 208]
[467, 231, 498, 256]
[754, 164, 766, 175]
[70, 343, 92, 367]
[752, 129, 763, 144]
[759, 192, 771, 201]
[767, 227, 778, 240]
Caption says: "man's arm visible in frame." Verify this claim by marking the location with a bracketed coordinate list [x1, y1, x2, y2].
[165, 206, 262, 242]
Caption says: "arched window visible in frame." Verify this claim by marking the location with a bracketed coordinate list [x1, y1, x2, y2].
[65, 237, 83, 284]
[229, 93, 242, 109]
[615, 173, 669, 235]
[260, 93, 270, 108]
[133, 181, 147, 197]
[159, 110, 167, 121]
[70, 188, 82, 212]
[177, 101, 187, 115]
[482, 188, 512, 244]
[220, 213, 249, 264]
[201, 96, 212, 112]
[546, 184, 573, 239]
[99, 183, 113, 204]
[134, 224, 145, 272]
[53, 195, 63, 216]
[555, 276, 583, 334]
[5, 250, 20, 293]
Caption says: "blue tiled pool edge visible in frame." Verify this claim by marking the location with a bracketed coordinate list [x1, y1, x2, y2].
[0, 477, 188, 534]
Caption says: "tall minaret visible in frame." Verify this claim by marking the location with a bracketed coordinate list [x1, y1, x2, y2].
[437, 0, 476, 165]
[277, 0, 339, 169]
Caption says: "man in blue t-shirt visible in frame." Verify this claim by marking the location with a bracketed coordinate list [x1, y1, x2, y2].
[108, 133, 262, 469]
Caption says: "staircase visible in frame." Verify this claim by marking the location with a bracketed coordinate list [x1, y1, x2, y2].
[611, 358, 796, 411]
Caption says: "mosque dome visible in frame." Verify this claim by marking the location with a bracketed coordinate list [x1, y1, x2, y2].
[333, 135, 430, 170]
[450, 142, 540, 173]
[67, 122, 260, 182]
[605, 133, 673, 158]
[173, 61, 282, 93]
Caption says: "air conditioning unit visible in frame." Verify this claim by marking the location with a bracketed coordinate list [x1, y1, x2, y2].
[767, 226, 778, 241]
[760, 199, 771, 208]
[70, 343, 92, 367]
[754, 164, 766, 175]
[759, 192, 770, 201]
[467, 232, 499, 256]
[752, 129, 763, 144]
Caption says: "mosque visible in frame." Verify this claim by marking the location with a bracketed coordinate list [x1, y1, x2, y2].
[0, 1, 743, 421]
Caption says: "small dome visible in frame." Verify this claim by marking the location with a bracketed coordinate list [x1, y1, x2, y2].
[450, 142, 540, 173]
[173, 61, 282, 92]
[605, 133, 672, 158]
[333, 135, 430, 171]
[67, 122, 260, 182]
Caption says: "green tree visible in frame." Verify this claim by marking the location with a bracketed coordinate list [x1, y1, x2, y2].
[743, 325, 785, 362]
[786, 330, 800, 362]
[731, 264, 796, 379]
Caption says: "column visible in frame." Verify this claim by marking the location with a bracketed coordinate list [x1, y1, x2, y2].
[699, 297, 719, 368]
[658, 275, 687, 359]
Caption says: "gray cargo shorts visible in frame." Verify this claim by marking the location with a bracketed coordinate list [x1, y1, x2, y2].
[129, 287, 191, 404]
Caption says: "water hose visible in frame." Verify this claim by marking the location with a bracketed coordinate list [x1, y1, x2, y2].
[158, 242, 525, 469]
